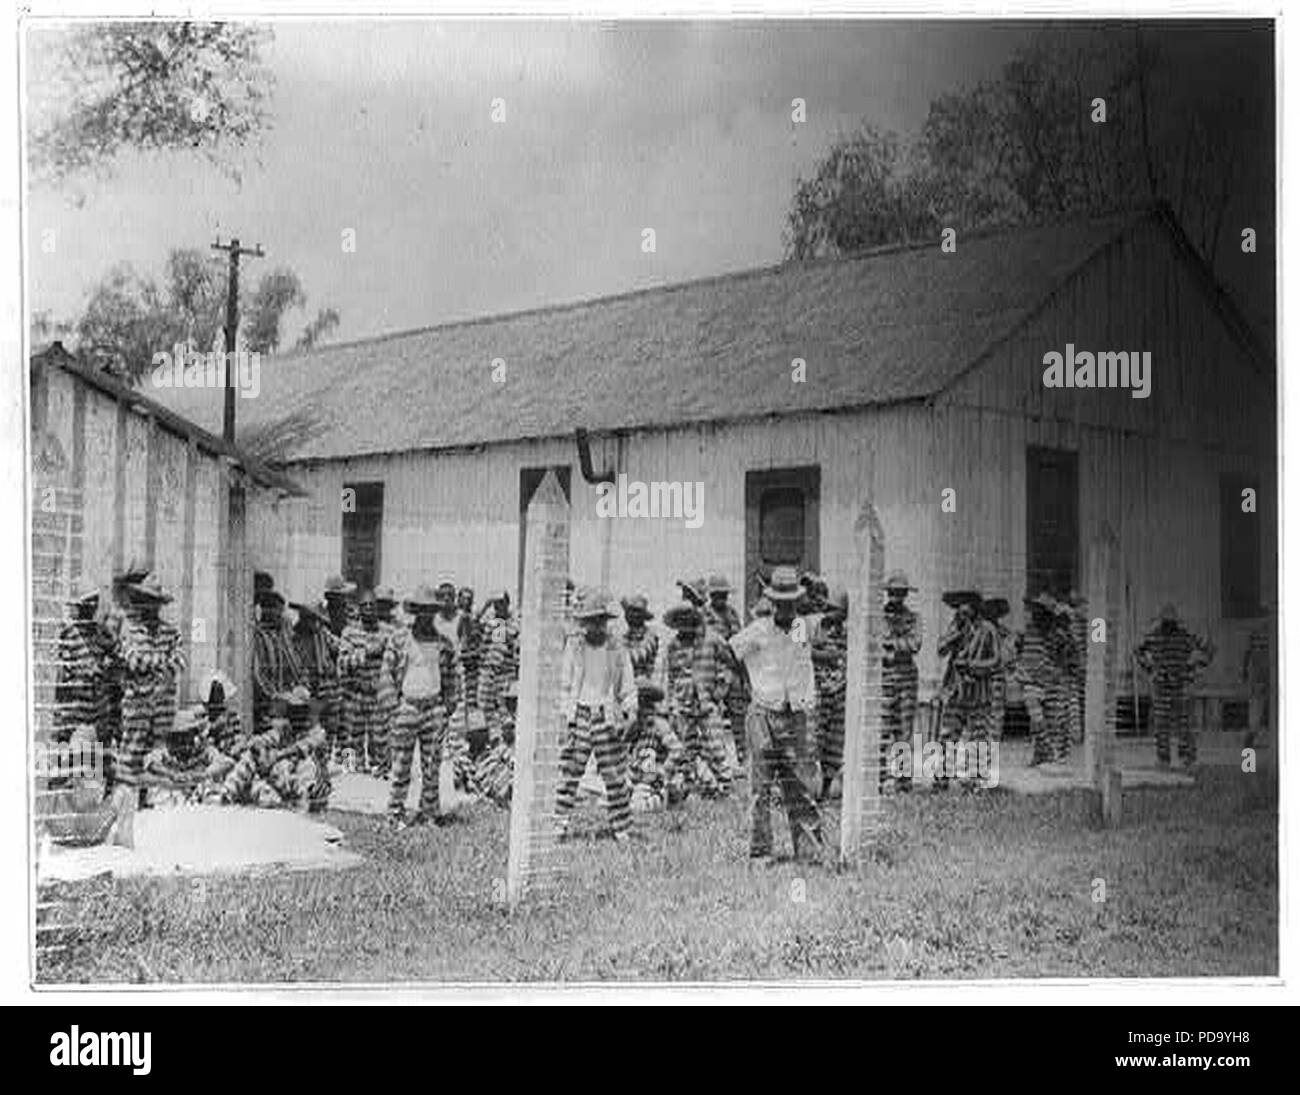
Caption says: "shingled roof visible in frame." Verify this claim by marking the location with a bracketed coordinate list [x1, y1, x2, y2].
[154, 210, 1159, 464]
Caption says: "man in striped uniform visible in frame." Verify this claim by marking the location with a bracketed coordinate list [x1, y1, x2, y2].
[385, 585, 462, 828]
[370, 586, 405, 778]
[143, 703, 236, 807]
[339, 591, 388, 774]
[935, 590, 981, 790]
[323, 575, 357, 637]
[659, 601, 733, 799]
[475, 680, 517, 810]
[730, 565, 824, 865]
[703, 574, 749, 772]
[292, 601, 342, 762]
[55, 585, 113, 746]
[476, 594, 520, 738]
[621, 594, 660, 679]
[1136, 604, 1214, 769]
[959, 596, 1002, 789]
[116, 575, 185, 807]
[1061, 590, 1088, 745]
[430, 581, 474, 790]
[811, 587, 848, 801]
[200, 670, 243, 757]
[252, 585, 302, 733]
[1018, 592, 1070, 765]
[555, 588, 638, 843]
[627, 679, 685, 812]
[979, 597, 1015, 751]
[881, 571, 923, 792]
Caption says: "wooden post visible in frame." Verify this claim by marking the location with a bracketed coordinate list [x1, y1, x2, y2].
[840, 500, 886, 866]
[1084, 522, 1121, 826]
[507, 471, 570, 907]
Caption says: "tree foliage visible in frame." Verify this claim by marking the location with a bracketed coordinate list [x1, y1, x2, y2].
[28, 22, 273, 186]
[787, 26, 1256, 272]
[75, 249, 334, 380]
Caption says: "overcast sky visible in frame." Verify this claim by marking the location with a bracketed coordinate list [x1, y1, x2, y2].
[27, 20, 1043, 345]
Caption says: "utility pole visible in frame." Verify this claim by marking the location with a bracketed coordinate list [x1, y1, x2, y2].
[211, 237, 264, 443]
[210, 236, 263, 747]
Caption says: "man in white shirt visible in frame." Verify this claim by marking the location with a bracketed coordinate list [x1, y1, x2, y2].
[729, 565, 825, 865]
[555, 587, 637, 843]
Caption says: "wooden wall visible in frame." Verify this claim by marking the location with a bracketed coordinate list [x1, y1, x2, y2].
[256, 217, 1273, 695]
[33, 362, 272, 714]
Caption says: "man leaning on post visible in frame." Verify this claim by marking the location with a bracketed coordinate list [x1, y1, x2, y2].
[729, 565, 825, 866]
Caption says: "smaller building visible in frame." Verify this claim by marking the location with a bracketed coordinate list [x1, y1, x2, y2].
[30, 343, 301, 736]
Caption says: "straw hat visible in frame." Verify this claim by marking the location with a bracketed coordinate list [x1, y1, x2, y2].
[404, 583, 441, 610]
[763, 565, 805, 602]
[663, 601, 704, 630]
[884, 570, 914, 593]
[571, 586, 615, 621]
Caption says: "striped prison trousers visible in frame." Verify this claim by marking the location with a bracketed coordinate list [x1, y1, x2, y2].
[388, 696, 446, 820]
[555, 704, 632, 836]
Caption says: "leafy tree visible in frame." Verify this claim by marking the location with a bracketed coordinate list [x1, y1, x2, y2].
[28, 22, 273, 187]
[74, 249, 335, 380]
[788, 26, 1261, 275]
[295, 308, 341, 352]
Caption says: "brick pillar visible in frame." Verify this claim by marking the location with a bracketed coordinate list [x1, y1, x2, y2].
[1084, 522, 1121, 826]
[507, 471, 570, 906]
[840, 500, 886, 866]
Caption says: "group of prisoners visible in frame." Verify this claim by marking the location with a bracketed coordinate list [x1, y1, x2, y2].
[49, 555, 1223, 854]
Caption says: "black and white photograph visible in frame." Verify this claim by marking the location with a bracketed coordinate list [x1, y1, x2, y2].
[14, 5, 1283, 995]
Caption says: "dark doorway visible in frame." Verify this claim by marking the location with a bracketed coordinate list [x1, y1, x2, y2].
[744, 466, 820, 616]
[342, 481, 384, 593]
[519, 465, 572, 603]
[1026, 446, 1078, 599]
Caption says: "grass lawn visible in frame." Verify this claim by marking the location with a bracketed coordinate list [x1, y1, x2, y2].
[36, 766, 1276, 983]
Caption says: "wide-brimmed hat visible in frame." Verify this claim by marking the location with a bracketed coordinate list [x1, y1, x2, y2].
[663, 601, 704, 630]
[705, 573, 732, 595]
[405, 583, 441, 610]
[677, 577, 707, 604]
[323, 575, 357, 598]
[255, 587, 285, 607]
[200, 670, 238, 705]
[981, 596, 1011, 620]
[752, 596, 774, 618]
[571, 586, 615, 620]
[290, 600, 329, 625]
[128, 575, 172, 603]
[636, 678, 665, 704]
[621, 594, 653, 619]
[763, 565, 804, 602]
[1024, 591, 1058, 613]
[942, 589, 982, 609]
[374, 585, 397, 605]
[884, 570, 914, 593]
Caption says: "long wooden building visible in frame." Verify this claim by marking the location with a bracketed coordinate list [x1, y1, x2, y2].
[155, 206, 1276, 703]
